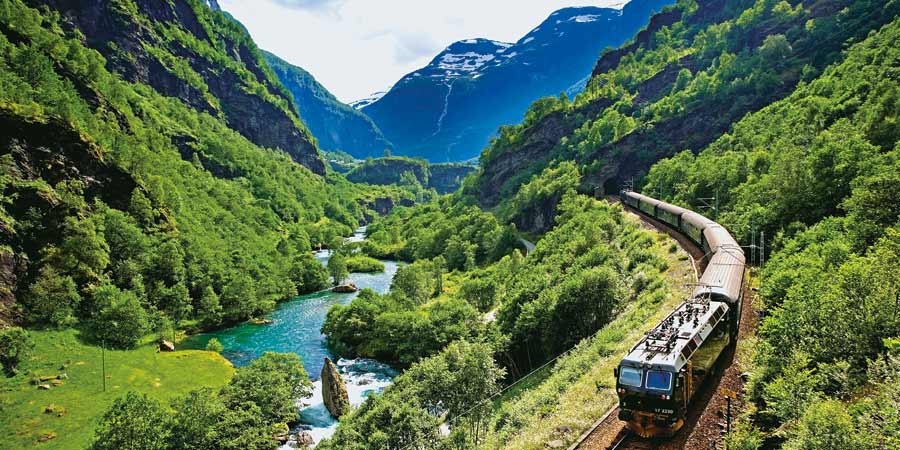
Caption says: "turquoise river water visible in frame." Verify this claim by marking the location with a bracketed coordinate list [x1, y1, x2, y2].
[182, 228, 400, 445]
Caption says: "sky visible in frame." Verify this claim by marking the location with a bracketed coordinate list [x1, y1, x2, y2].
[219, 0, 627, 103]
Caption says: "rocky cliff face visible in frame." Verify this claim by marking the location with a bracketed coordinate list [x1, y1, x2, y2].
[427, 164, 476, 194]
[30, 0, 324, 174]
[321, 357, 350, 418]
[0, 107, 142, 317]
[360, 0, 674, 162]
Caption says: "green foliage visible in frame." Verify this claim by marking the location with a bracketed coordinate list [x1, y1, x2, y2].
[319, 340, 502, 449]
[22, 267, 80, 327]
[90, 392, 171, 450]
[168, 388, 225, 450]
[206, 338, 224, 353]
[323, 283, 484, 365]
[783, 400, 865, 450]
[496, 194, 648, 365]
[89, 351, 308, 450]
[0, 327, 32, 376]
[327, 251, 349, 286]
[0, 0, 409, 338]
[89, 284, 150, 349]
[344, 255, 385, 273]
[221, 352, 311, 425]
[364, 195, 517, 266]
[501, 162, 581, 225]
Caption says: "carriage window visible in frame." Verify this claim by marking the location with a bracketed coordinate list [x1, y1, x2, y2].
[645, 370, 673, 391]
[619, 367, 642, 387]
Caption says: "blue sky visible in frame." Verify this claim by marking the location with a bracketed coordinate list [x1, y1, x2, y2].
[219, 0, 627, 103]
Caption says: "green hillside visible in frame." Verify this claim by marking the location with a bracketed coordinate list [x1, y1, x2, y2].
[643, 14, 900, 448]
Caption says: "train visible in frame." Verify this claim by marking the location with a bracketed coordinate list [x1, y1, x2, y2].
[614, 190, 746, 438]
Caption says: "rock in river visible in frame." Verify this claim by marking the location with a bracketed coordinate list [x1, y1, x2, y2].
[332, 283, 359, 293]
[321, 357, 350, 418]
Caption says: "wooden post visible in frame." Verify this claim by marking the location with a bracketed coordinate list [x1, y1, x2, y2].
[101, 341, 106, 393]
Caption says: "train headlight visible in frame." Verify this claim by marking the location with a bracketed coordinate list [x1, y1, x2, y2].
[661, 394, 669, 400]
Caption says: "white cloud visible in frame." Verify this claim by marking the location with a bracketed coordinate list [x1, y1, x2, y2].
[219, 0, 627, 103]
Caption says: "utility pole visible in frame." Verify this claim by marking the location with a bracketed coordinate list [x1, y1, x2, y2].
[697, 189, 719, 220]
[101, 340, 106, 393]
[761, 231, 766, 266]
[751, 226, 756, 267]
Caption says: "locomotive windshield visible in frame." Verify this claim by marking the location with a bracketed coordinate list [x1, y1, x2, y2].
[645, 370, 673, 391]
[619, 366, 642, 387]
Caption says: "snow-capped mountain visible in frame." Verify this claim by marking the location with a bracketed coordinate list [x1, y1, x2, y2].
[360, 0, 674, 162]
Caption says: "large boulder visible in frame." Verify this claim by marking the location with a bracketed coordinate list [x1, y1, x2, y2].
[332, 283, 359, 293]
[320, 357, 350, 418]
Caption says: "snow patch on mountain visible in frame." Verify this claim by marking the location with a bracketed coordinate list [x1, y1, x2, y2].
[568, 14, 603, 23]
[438, 52, 496, 72]
[350, 91, 387, 110]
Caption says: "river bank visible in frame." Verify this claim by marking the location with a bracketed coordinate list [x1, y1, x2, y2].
[182, 227, 401, 446]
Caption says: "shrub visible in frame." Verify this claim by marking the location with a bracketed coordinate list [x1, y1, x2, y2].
[345, 255, 385, 273]
[206, 338, 224, 353]
[0, 327, 33, 376]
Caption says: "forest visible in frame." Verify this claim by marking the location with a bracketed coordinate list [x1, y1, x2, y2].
[1, 0, 899, 449]
[319, 182, 681, 449]
[0, 0, 410, 345]
[641, 14, 900, 448]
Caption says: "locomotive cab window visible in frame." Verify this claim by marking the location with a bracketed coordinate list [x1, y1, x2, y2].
[645, 370, 673, 391]
[619, 366, 642, 387]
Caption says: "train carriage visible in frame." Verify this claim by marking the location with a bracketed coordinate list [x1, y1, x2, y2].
[638, 197, 660, 217]
[655, 202, 688, 230]
[679, 211, 711, 249]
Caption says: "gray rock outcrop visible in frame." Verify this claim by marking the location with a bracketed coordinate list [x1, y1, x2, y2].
[320, 357, 350, 418]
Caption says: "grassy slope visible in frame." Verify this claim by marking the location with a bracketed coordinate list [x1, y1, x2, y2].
[486, 215, 696, 449]
[0, 330, 233, 450]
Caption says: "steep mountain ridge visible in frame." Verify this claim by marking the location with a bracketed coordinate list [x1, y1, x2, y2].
[0, 0, 412, 337]
[472, 0, 900, 231]
[360, 0, 674, 162]
[31, 0, 325, 174]
[263, 51, 394, 159]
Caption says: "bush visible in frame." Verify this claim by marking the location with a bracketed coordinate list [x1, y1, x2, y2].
[90, 392, 171, 450]
[344, 255, 385, 273]
[23, 266, 81, 327]
[0, 327, 33, 376]
[783, 400, 866, 450]
[206, 338, 224, 353]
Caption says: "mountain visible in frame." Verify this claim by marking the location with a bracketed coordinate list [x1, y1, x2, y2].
[31, 0, 324, 174]
[359, 0, 674, 162]
[344, 157, 476, 194]
[0, 0, 418, 332]
[263, 51, 394, 159]
[471, 0, 900, 225]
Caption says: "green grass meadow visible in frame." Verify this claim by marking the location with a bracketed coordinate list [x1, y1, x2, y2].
[0, 329, 233, 450]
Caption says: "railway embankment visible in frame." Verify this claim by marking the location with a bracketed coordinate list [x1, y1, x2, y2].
[485, 207, 697, 450]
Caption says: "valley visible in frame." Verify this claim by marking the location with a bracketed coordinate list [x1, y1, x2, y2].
[1, 0, 899, 450]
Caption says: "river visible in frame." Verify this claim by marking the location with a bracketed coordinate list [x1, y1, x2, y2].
[181, 227, 400, 446]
